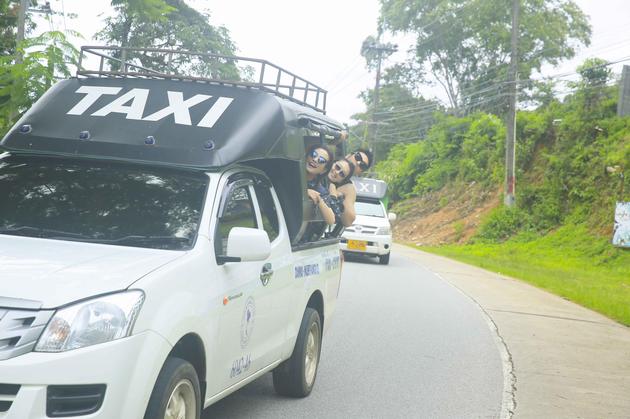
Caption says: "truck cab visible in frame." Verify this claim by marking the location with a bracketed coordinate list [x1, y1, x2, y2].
[0, 46, 343, 419]
[340, 177, 396, 265]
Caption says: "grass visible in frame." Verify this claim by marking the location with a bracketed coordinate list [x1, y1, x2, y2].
[414, 224, 630, 326]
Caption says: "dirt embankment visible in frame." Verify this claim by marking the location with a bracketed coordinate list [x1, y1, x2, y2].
[391, 183, 501, 245]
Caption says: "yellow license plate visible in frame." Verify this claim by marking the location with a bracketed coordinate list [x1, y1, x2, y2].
[347, 240, 367, 251]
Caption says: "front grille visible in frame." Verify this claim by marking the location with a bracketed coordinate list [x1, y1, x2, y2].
[0, 308, 54, 360]
[47, 385, 107, 417]
[344, 224, 378, 234]
[0, 384, 21, 413]
[340, 239, 375, 246]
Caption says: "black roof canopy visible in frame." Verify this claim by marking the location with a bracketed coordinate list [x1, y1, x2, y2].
[1, 77, 342, 169]
[1, 47, 344, 169]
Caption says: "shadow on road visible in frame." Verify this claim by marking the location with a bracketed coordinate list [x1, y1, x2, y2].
[342, 253, 385, 265]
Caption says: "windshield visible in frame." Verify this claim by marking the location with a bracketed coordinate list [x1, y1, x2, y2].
[355, 200, 385, 218]
[0, 155, 208, 250]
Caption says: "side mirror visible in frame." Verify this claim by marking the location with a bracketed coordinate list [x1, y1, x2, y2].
[388, 212, 397, 222]
[224, 227, 271, 262]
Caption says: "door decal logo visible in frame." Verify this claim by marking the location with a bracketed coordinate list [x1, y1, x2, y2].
[240, 297, 256, 348]
[294, 263, 320, 279]
[230, 354, 251, 379]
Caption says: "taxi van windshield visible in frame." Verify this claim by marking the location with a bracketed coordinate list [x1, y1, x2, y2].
[355, 200, 385, 218]
[0, 155, 208, 250]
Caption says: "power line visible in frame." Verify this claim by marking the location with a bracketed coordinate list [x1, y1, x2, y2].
[361, 54, 630, 123]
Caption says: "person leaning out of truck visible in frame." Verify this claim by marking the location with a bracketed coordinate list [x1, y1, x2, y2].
[315, 158, 355, 225]
[331, 148, 373, 227]
[305, 143, 333, 200]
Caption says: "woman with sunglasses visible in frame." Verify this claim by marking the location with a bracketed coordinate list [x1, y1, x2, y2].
[305, 144, 333, 192]
[305, 144, 334, 215]
[328, 148, 373, 227]
[312, 158, 355, 226]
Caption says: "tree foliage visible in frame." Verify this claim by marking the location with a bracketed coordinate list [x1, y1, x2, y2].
[378, 60, 627, 241]
[0, 0, 38, 56]
[379, 0, 592, 115]
[351, 81, 441, 164]
[96, 0, 240, 79]
[0, 31, 79, 133]
[375, 112, 505, 200]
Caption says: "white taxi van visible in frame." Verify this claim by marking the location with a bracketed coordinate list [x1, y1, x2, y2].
[0, 46, 344, 419]
[340, 177, 396, 264]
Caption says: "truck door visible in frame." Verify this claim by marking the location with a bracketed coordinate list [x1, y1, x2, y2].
[250, 179, 293, 357]
[211, 174, 288, 392]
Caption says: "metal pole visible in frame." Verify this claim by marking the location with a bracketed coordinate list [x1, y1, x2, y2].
[16, 0, 29, 57]
[11, 0, 30, 122]
[366, 41, 397, 166]
[370, 49, 383, 164]
[505, 0, 520, 207]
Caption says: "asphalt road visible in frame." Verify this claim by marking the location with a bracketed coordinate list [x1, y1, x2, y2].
[203, 252, 504, 418]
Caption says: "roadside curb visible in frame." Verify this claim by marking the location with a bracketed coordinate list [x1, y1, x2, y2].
[394, 243, 630, 419]
[432, 270, 517, 419]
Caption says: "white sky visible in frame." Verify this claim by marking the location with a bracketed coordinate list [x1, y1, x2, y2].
[38, 0, 630, 124]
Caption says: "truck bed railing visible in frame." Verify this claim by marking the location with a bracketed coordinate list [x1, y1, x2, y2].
[77, 46, 328, 113]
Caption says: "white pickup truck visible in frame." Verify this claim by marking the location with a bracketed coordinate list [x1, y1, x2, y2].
[0, 47, 343, 419]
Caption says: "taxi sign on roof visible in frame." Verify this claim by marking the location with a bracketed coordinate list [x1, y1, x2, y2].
[1, 77, 342, 169]
[352, 177, 388, 200]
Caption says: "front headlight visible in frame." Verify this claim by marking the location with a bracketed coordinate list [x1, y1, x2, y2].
[35, 290, 145, 352]
[376, 226, 391, 235]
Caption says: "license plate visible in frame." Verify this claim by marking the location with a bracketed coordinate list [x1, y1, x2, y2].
[347, 240, 367, 251]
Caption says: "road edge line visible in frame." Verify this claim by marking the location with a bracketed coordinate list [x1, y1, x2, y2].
[433, 271, 516, 419]
[398, 245, 516, 418]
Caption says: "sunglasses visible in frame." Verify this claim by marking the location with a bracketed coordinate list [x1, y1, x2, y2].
[310, 150, 328, 165]
[353, 152, 368, 170]
[333, 163, 346, 178]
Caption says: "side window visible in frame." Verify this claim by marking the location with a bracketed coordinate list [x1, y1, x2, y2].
[215, 185, 257, 256]
[254, 185, 280, 242]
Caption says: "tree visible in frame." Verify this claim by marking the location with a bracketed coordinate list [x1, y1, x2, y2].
[96, 0, 241, 79]
[0, 0, 39, 56]
[353, 81, 441, 161]
[576, 57, 611, 87]
[0, 31, 79, 133]
[566, 57, 615, 115]
[379, 0, 591, 115]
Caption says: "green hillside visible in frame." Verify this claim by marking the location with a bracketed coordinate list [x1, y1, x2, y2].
[376, 70, 630, 325]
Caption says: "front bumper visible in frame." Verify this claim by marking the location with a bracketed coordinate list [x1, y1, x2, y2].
[340, 233, 392, 256]
[0, 330, 171, 419]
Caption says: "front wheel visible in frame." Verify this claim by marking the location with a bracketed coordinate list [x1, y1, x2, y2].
[378, 252, 390, 265]
[144, 357, 201, 419]
[273, 307, 322, 397]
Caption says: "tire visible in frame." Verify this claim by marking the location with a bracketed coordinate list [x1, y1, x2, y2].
[144, 357, 201, 419]
[378, 253, 390, 265]
[273, 307, 322, 398]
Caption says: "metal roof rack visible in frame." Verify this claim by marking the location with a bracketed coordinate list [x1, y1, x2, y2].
[77, 46, 328, 113]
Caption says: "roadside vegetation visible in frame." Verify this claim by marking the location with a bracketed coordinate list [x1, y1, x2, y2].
[348, 2, 630, 325]
[376, 62, 630, 325]
[420, 226, 630, 326]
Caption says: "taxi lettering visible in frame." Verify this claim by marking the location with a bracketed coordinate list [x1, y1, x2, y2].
[66, 85, 233, 128]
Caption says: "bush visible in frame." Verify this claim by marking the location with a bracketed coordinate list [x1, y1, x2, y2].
[474, 206, 533, 243]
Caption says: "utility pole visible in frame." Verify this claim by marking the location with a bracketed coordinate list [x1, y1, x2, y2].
[11, 0, 30, 122]
[365, 39, 397, 166]
[504, 0, 520, 207]
[16, 0, 29, 62]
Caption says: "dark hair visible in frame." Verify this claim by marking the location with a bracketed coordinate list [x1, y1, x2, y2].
[356, 148, 374, 169]
[306, 144, 333, 172]
[331, 158, 354, 184]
